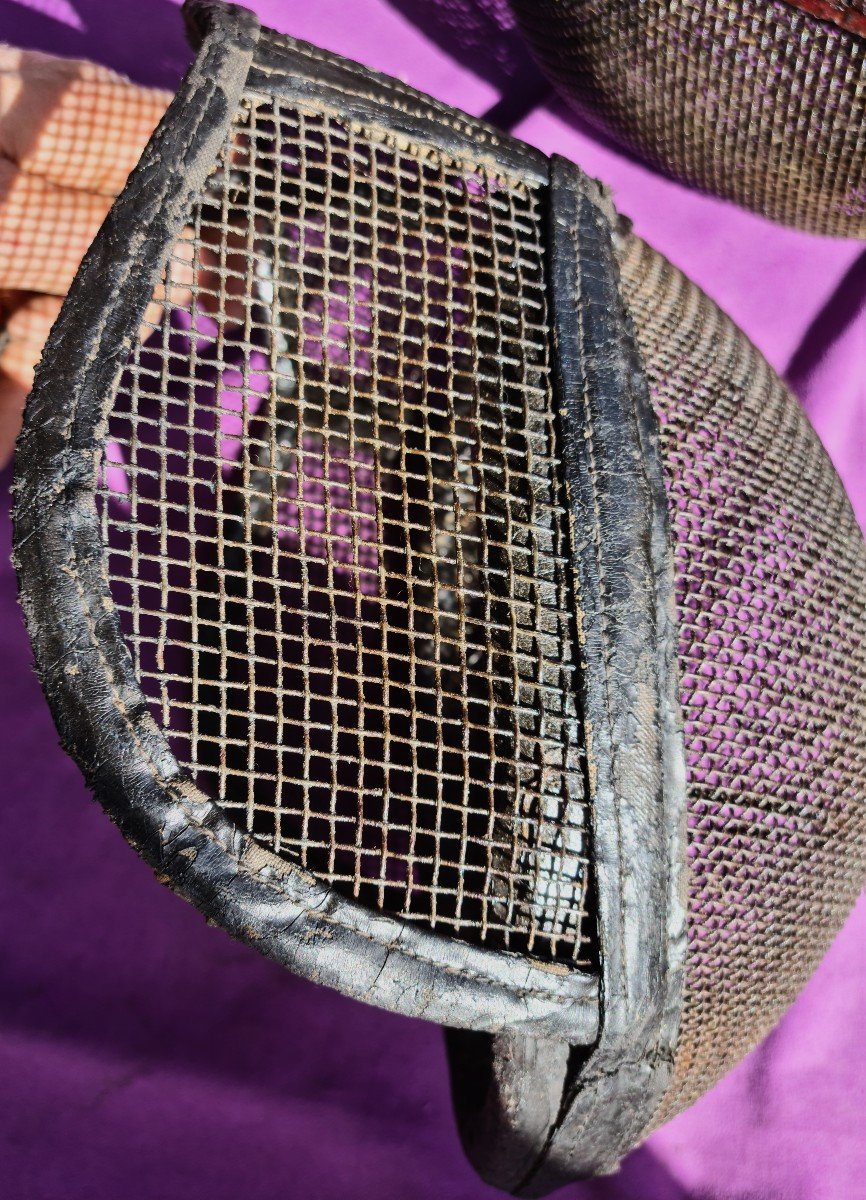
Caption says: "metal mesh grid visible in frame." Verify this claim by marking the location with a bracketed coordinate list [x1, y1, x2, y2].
[95, 88, 592, 963]
[510, 0, 866, 237]
[618, 231, 866, 1124]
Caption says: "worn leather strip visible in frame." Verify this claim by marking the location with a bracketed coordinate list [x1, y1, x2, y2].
[246, 32, 549, 186]
[447, 157, 686, 1193]
[515, 158, 685, 1192]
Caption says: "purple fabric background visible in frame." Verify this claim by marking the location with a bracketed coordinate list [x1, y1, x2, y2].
[1, 1, 864, 1196]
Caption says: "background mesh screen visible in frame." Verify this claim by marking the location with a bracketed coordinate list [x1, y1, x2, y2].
[617, 231, 866, 1123]
[95, 88, 593, 964]
[510, 0, 866, 237]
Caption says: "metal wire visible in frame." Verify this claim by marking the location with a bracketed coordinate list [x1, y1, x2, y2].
[510, 0, 866, 237]
[618, 231, 866, 1126]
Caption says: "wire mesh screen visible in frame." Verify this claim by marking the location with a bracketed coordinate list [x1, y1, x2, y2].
[618, 232, 866, 1124]
[95, 87, 593, 963]
[510, 0, 866, 237]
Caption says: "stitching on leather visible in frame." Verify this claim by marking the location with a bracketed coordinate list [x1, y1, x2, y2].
[260, 36, 509, 152]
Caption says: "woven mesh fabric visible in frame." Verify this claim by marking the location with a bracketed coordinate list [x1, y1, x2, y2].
[95, 86, 593, 965]
[616, 229, 866, 1123]
[509, 0, 866, 236]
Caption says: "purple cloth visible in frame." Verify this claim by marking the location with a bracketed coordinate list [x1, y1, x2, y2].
[1, 2, 863, 1197]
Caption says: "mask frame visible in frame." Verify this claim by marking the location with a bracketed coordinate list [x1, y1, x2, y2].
[12, 1, 687, 1189]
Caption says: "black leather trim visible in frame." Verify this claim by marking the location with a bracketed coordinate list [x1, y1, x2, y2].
[449, 158, 687, 1193]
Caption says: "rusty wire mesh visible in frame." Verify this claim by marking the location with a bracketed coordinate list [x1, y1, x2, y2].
[510, 0, 866, 237]
[617, 231, 866, 1124]
[95, 88, 592, 963]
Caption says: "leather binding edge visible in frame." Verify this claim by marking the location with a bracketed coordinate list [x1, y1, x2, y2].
[245, 28, 549, 186]
[531, 155, 688, 1190]
[449, 157, 687, 1193]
